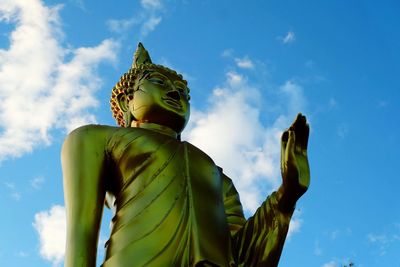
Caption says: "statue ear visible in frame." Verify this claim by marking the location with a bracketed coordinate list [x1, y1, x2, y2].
[116, 93, 129, 112]
[116, 93, 133, 127]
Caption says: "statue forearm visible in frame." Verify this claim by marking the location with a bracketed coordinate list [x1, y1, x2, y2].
[232, 192, 293, 267]
[65, 226, 99, 267]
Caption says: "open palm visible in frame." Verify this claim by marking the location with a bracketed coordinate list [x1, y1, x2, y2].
[278, 113, 310, 212]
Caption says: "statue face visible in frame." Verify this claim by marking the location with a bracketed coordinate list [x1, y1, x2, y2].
[129, 69, 190, 133]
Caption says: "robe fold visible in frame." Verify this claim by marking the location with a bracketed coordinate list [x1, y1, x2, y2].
[100, 127, 292, 267]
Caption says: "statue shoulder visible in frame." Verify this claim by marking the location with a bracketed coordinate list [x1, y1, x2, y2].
[63, 124, 120, 151]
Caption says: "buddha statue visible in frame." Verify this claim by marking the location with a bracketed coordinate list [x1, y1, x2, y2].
[62, 43, 310, 267]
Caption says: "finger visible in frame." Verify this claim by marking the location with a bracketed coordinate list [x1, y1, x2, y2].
[285, 129, 296, 165]
[292, 113, 309, 151]
[297, 115, 309, 150]
[302, 122, 310, 150]
[290, 113, 302, 129]
[281, 130, 289, 171]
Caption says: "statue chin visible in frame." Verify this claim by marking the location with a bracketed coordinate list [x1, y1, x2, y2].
[132, 108, 189, 134]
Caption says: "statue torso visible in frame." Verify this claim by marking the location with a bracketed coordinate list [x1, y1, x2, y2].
[102, 127, 234, 267]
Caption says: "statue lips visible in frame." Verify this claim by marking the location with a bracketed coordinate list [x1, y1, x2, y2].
[162, 97, 183, 110]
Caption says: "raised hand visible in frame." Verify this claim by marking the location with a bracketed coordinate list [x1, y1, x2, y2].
[278, 113, 310, 213]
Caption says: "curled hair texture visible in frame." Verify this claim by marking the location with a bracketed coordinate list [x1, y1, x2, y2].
[110, 63, 188, 127]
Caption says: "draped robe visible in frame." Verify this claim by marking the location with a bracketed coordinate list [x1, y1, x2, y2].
[95, 126, 293, 267]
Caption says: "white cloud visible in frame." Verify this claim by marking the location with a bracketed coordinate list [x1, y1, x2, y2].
[314, 240, 322, 256]
[141, 16, 162, 37]
[235, 57, 254, 69]
[4, 182, 21, 200]
[337, 124, 349, 139]
[221, 49, 234, 58]
[33, 205, 66, 266]
[322, 260, 337, 267]
[158, 57, 195, 82]
[11, 191, 21, 201]
[69, 0, 85, 10]
[32, 206, 112, 266]
[141, 0, 163, 10]
[184, 71, 306, 214]
[0, 0, 118, 162]
[367, 230, 400, 256]
[279, 80, 306, 114]
[330, 230, 340, 240]
[282, 31, 295, 44]
[107, 18, 140, 34]
[287, 209, 303, 238]
[368, 233, 388, 243]
[367, 223, 400, 256]
[30, 176, 45, 189]
[226, 71, 244, 86]
[4, 182, 15, 189]
[107, 0, 164, 38]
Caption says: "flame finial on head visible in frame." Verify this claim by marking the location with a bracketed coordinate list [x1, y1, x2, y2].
[132, 42, 152, 67]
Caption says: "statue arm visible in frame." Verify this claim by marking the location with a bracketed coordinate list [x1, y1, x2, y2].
[223, 114, 310, 266]
[62, 125, 110, 267]
[232, 191, 293, 267]
[222, 173, 293, 267]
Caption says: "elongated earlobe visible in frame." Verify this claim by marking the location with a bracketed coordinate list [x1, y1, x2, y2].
[116, 93, 132, 127]
[123, 112, 132, 127]
[116, 93, 129, 112]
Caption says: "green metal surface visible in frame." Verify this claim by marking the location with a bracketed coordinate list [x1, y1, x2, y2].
[62, 43, 310, 267]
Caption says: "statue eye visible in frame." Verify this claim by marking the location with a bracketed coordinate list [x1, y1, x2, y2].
[178, 88, 187, 97]
[148, 77, 165, 85]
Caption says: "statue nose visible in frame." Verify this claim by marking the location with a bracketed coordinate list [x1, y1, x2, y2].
[166, 90, 180, 101]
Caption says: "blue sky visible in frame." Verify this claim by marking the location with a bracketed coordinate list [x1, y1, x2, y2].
[0, 0, 399, 266]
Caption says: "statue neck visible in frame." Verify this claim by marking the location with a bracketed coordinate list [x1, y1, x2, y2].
[131, 121, 179, 139]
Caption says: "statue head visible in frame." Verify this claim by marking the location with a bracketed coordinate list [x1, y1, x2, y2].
[110, 43, 190, 134]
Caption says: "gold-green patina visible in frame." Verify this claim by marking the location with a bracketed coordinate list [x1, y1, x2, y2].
[62, 43, 310, 267]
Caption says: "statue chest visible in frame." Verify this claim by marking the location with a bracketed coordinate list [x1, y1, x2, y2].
[103, 128, 232, 266]
[108, 129, 223, 205]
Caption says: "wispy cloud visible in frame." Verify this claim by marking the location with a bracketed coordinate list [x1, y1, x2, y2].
[107, 17, 141, 34]
[30, 176, 45, 190]
[68, 0, 85, 10]
[367, 228, 400, 256]
[337, 123, 349, 139]
[158, 58, 195, 82]
[282, 31, 296, 44]
[321, 260, 337, 267]
[334, 230, 344, 240]
[141, 0, 163, 10]
[4, 182, 15, 190]
[280, 80, 307, 114]
[184, 69, 307, 214]
[221, 49, 234, 58]
[0, 0, 118, 162]
[234, 56, 254, 69]
[4, 182, 21, 201]
[141, 16, 162, 37]
[11, 192, 21, 201]
[107, 0, 164, 38]
[287, 210, 303, 238]
[322, 259, 355, 267]
[314, 240, 322, 256]
[33, 205, 66, 266]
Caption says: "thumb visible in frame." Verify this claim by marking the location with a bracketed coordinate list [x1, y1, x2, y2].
[285, 129, 296, 164]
